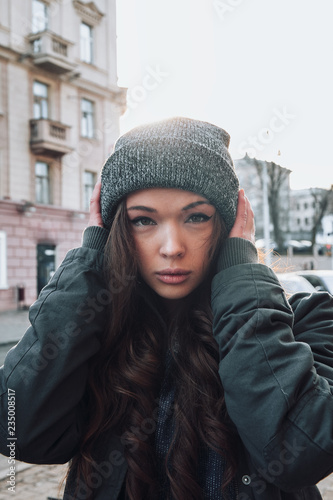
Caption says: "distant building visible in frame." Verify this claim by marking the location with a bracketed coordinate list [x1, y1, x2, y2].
[289, 188, 333, 242]
[234, 155, 291, 244]
[234, 157, 333, 251]
[0, 0, 126, 311]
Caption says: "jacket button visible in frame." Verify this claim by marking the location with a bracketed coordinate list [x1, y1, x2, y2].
[242, 475, 251, 485]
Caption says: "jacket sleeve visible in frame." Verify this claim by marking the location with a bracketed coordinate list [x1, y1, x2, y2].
[212, 238, 333, 492]
[289, 291, 333, 384]
[0, 226, 110, 464]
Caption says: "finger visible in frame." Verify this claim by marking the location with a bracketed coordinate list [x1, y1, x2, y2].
[243, 195, 256, 244]
[90, 180, 101, 203]
[229, 189, 247, 239]
[229, 189, 256, 244]
[88, 181, 103, 227]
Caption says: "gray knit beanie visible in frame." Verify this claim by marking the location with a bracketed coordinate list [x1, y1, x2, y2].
[100, 116, 239, 232]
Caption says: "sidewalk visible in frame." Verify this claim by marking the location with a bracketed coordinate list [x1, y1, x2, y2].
[320, 474, 333, 499]
[0, 309, 30, 366]
[0, 461, 67, 499]
[0, 309, 30, 344]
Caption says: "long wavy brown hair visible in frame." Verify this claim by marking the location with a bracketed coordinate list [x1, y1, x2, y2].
[68, 197, 239, 499]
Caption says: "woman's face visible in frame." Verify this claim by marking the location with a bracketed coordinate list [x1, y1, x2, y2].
[126, 188, 217, 302]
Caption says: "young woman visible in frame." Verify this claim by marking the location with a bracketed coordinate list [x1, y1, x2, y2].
[1, 117, 333, 500]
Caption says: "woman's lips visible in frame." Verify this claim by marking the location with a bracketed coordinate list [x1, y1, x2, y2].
[156, 269, 191, 284]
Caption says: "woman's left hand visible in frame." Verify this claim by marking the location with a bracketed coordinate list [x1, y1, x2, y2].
[88, 180, 104, 228]
[228, 189, 255, 245]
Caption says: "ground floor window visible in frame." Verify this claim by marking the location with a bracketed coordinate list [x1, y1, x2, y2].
[37, 244, 56, 294]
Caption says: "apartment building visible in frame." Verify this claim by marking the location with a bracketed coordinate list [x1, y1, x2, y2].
[289, 188, 333, 242]
[0, 0, 126, 311]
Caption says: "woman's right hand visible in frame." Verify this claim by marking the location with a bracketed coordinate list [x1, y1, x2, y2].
[88, 180, 104, 228]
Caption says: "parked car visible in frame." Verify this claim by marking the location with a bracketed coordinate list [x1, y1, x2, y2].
[255, 239, 278, 252]
[275, 272, 317, 295]
[282, 240, 313, 254]
[256, 239, 313, 254]
[296, 270, 333, 295]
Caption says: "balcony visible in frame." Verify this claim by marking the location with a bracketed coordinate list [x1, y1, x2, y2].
[28, 30, 77, 74]
[30, 119, 73, 157]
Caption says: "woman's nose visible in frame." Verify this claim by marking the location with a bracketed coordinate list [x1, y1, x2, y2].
[159, 225, 185, 258]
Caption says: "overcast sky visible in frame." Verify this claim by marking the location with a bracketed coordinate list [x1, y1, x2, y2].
[115, 0, 332, 190]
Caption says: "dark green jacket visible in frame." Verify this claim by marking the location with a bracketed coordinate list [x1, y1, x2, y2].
[0, 227, 332, 499]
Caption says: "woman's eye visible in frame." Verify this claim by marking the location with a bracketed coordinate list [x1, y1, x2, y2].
[187, 213, 212, 223]
[130, 217, 155, 227]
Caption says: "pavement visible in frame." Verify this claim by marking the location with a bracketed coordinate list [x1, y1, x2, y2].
[1, 310, 333, 498]
[0, 309, 30, 344]
[0, 309, 30, 366]
[320, 475, 333, 500]
[0, 459, 67, 499]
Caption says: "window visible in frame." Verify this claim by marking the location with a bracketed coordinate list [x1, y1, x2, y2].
[0, 231, 8, 289]
[35, 161, 50, 204]
[83, 171, 96, 211]
[33, 81, 49, 119]
[304, 202, 308, 209]
[32, 0, 48, 33]
[80, 22, 93, 63]
[81, 98, 94, 138]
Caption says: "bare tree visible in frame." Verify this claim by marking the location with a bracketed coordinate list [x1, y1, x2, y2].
[310, 185, 333, 252]
[254, 159, 291, 251]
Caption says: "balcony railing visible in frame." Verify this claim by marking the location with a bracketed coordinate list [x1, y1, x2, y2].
[30, 119, 73, 157]
[28, 30, 76, 74]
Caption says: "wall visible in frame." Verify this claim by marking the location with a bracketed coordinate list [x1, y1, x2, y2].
[0, 199, 88, 311]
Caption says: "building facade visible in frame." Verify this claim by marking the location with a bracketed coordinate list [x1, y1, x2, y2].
[0, 0, 126, 311]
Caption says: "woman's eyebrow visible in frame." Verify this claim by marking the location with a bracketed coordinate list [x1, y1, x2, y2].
[127, 201, 212, 212]
[127, 205, 157, 213]
[182, 201, 212, 211]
